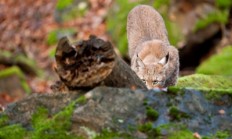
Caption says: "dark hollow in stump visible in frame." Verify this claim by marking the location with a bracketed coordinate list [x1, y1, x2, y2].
[54, 35, 147, 90]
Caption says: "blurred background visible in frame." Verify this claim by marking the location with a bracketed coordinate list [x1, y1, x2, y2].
[0, 0, 231, 106]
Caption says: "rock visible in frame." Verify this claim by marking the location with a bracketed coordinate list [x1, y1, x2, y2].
[0, 83, 232, 138]
[175, 74, 232, 98]
[71, 87, 146, 137]
[4, 90, 83, 126]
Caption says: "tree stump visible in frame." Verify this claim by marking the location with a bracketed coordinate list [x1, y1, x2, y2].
[54, 35, 146, 90]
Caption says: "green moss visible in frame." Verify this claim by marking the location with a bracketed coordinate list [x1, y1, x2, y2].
[168, 106, 190, 121]
[0, 66, 31, 94]
[146, 106, 159, 121]
[0, 114, 9, 128]
[76, 95, 87, 104]
[49, 47, 56, 58]
[203, 131, 231, 139]
[196, 46, 232, 75]
[153, 0, 170, 9]
[0, 124, 27, 139]
[137, 122, 161, 138]
[56, 0, 73, 10]
[138, 122, 153, 132]
[168, 86, 182, 94]
[213, 131, 231, 139]
[46, 28, 76, 46]
[177, 74, 232, 99]
[216, 0, 232, 9]
[15, 55, 41, 76]
[168, 130, 195, 139]
[31, 100, 80, 139]
[0, 51, 41, 76]
[0, 98, 84, 139]
[143, 99, 148, 106]
[194, 10, 228, 32]
[95, 129, 133, 139]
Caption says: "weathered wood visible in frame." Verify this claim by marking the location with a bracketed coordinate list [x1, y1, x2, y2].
[54, 35, 146, 90]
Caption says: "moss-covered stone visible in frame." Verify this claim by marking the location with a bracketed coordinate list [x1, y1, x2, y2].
[196, 46, 232, 75]
[0, 66, 31, 94]
[0, 50, 41, 76]
[168, 106, 190, 121]
[0, 96, 85, 139]
[95, 129, 133, 139]
[175, 74, 232, 99]
[168, 130, 195, 139]
[146, 106, 159, 121]
[138, 122, 161, 137]
[203, 131, 231, 139]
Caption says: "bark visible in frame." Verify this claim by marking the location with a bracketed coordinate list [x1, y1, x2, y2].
[54, 35, 146, 90]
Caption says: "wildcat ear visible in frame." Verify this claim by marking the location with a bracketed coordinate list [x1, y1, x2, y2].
[158, 52, 169, 65]
[136, 55, 145, 68]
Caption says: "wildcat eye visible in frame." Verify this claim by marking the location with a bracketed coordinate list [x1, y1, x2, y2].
[152, 80, 159, 85]
[142, 79, 146, 84]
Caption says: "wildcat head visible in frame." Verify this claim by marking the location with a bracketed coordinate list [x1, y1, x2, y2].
[134, 53, 169, 89]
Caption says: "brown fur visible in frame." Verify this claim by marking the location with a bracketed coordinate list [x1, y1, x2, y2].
[127, 5, 179, 89]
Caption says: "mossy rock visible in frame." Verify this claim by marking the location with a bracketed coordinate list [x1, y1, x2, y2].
[0, 97, 84, 139]
[0, 66, 31, 94]
[196, 46, 232, 75]
[0, 51, 41, 76]
[172, 74, 232, 99]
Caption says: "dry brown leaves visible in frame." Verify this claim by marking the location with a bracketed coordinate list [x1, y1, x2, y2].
[0, 0, 112, 105]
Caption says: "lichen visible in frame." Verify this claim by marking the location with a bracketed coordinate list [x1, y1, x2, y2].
[196, 46, 232, 75]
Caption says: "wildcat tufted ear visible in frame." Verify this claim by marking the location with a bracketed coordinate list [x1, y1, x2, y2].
[136, 54, 145, 68]
[158, 52, 169, 65]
